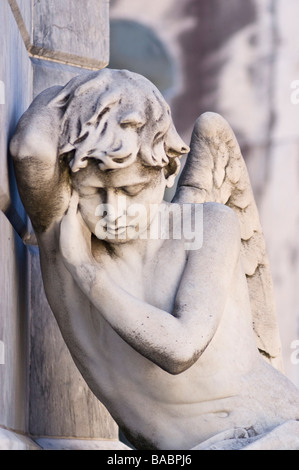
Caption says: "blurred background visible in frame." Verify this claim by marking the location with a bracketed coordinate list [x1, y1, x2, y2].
[108, 0, 299, 387]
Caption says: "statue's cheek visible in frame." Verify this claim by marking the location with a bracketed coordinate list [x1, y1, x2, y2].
[78, 202, 98, 231]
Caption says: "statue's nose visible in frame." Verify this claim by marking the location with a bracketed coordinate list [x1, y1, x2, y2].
[104, 191, 126, 223]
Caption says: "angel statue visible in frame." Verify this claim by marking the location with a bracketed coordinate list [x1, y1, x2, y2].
[10, 68, 299, 450]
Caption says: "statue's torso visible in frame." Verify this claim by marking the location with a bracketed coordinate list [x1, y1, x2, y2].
[37, 227, 299, 450]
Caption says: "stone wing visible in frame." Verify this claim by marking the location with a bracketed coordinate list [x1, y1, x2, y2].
[173, 112, 283, 371]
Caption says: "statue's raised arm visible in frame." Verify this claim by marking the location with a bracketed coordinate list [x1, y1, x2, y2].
[9, 85, 72, 233]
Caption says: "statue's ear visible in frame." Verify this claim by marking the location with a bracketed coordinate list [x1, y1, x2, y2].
[164, 157, 181, 188]
[163, 123, 189, 188]
[164, 122, 190, 158]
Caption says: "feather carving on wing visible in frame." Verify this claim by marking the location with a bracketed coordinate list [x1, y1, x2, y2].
[173, 112, 283, 371]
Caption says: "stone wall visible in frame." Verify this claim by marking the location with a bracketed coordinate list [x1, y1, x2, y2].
[0, 0, 126, 450]
[0, 0, 34, 449]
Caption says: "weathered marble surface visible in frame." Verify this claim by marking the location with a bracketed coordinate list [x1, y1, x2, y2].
[15, 0, 32, 40]
[32, 0, 109, 69]
[10, 68, 299, 449]
[109, 0, 299, 388]
[9, 0, 109, 69]
[26, 4, 118, 443]
[29, 249, 119, 439]
[32, 58, 90, 101]
[0, 0, 33, 212]
[0, 0, 32, 437]
[0, 427, 40, 450]
[2, 0, 116, 448]
[0, 212, 28, 433]
[0, 212, 28, 431]
[192, 420, 299, 450]
[35, 437, 130, 450]
[28, 65, 118, 442]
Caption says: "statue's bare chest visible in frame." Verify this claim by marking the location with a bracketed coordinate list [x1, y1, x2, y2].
[95, 239, 188, 313]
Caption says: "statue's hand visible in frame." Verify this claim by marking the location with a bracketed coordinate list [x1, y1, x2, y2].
[59, 190, 93, 269]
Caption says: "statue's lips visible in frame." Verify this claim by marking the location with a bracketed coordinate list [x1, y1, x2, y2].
[105, 224, 136, 235]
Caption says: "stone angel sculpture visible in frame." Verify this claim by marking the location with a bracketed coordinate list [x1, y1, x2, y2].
[10, 68, 299, 450]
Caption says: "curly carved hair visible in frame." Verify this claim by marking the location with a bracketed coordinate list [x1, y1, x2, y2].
[49, 68, 189, 177]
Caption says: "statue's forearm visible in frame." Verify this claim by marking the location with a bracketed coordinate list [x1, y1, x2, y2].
[67, 259, 201, 375]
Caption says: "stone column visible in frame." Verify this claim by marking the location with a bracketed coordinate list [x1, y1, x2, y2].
[1, 0, 127, 450]
[0, 0, 36, 450]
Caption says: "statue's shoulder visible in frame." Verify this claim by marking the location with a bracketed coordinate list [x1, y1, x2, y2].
[202, 201, 239, 229]
[190, 202, 241, 258]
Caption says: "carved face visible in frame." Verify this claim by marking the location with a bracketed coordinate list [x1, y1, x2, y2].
[72, 159, 167, 243]
[47, 69, 189, 243]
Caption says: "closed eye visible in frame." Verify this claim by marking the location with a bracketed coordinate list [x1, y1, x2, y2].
[79, 188, 105, 198]
[79, 190, 98, 197]
[120, 184, 146, 196]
